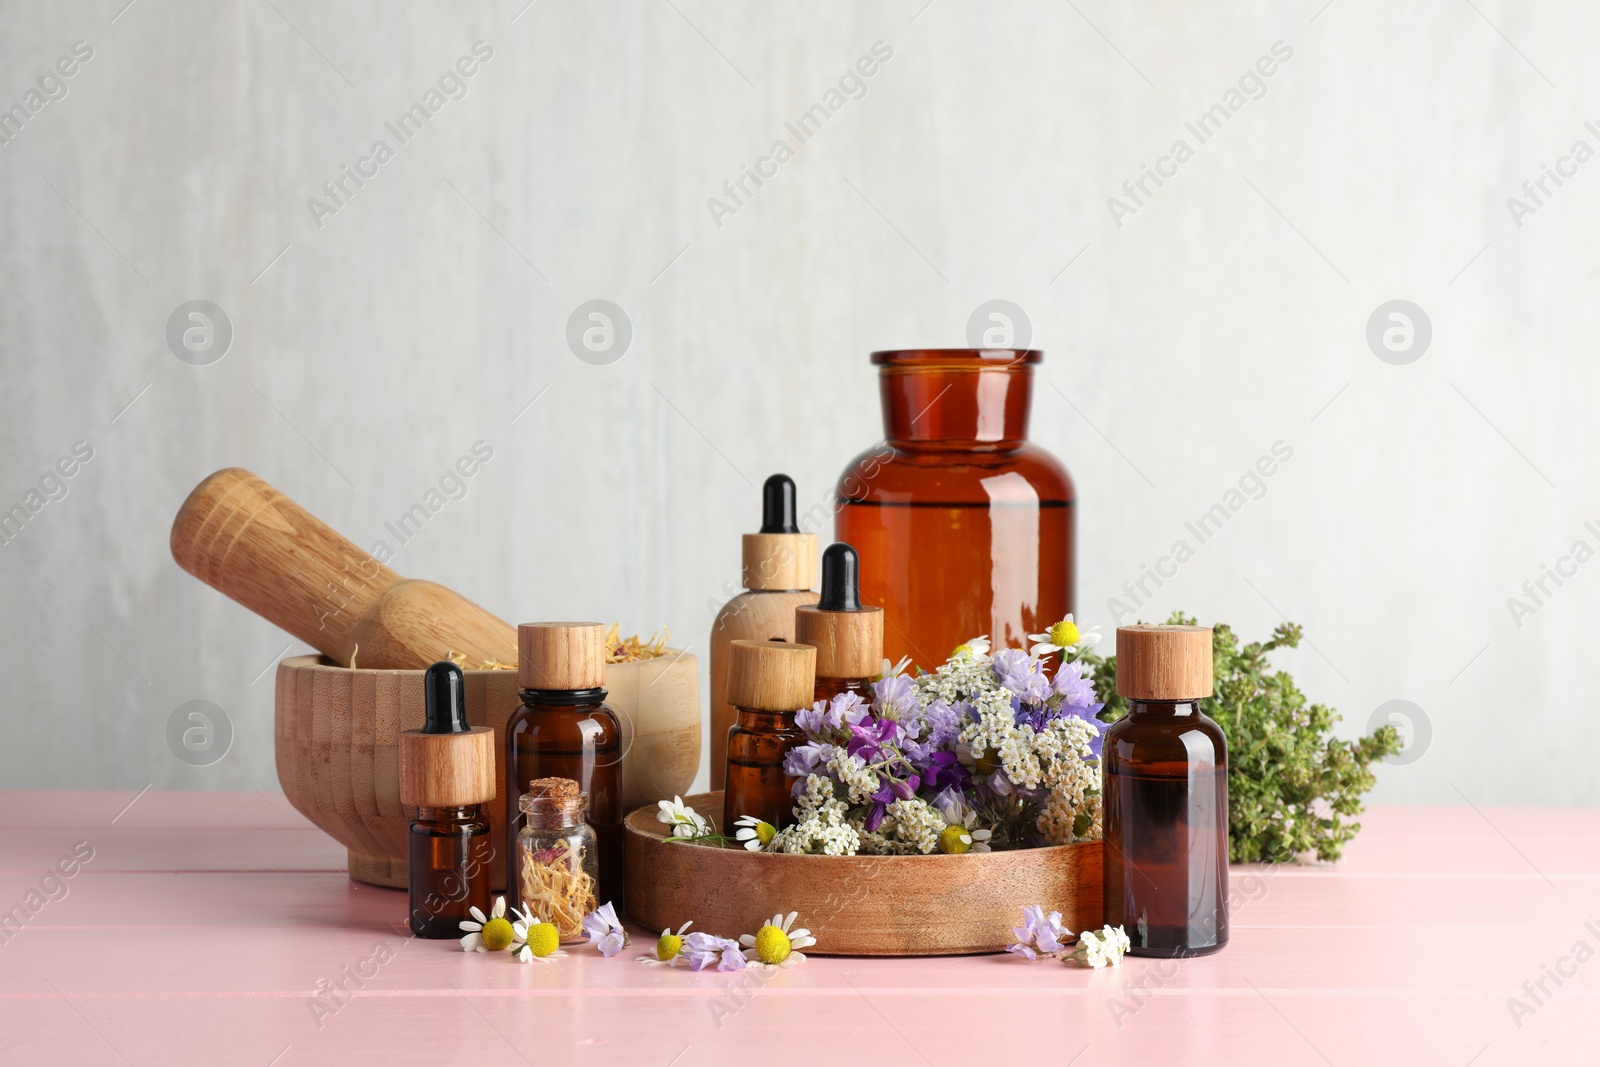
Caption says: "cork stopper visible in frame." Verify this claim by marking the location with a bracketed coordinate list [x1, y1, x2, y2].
[726, 639, 817, 711]
[518, 622, 606, 690]
[399, 662, 496, 807]
[524, 776, 581, 799]
[795, 543, 882, 678]
[519, 777, 586, 825]
[742, 474, 816, 591]
[1116, 625, 1214, 700]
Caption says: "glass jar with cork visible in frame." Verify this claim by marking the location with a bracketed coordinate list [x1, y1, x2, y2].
[516, 777, 599, 943]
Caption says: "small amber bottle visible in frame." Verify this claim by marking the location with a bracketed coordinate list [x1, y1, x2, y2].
[709, 474, 819, 789]
[795, 542, 884, 702]
[723, 639, 816, 832]
[1102, 625, 1229, 957]
[398, 661, 494, 939]
[506, 622, 624, 913]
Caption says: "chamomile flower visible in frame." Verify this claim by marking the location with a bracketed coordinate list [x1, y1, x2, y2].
[656, 796, 711, 838]
[734, 814, 777, 852]
[638, 921, 694, 966]
[875, 655, 914, 681]
[951, 635, 991, 663]
[1029, 615, 1102, 658]
[581, 902, 629, 957]
[933, 789, 994, 854]
[511, 908, 567, 964]
[459, 896, 515, 953]
[739, 911, 815, 969]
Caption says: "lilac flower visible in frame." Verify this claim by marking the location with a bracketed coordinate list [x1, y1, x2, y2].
[921, 699, 963, 748]
[1051, 660, 1096, 708]
[796, 700, 829, 736]
[683, 932, 747, 972]
[784, 741, 833, 779]
[991, 649, 1052, 704]
[1008, 904, 1070, 958]
[915, 749, 967, 794]
[582, 902, 629, 957]
[872, 675, 917, 719]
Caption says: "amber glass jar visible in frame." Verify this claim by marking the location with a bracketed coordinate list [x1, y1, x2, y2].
[835, 349, 1075, 670]
[1102, 626, 1228, 957]
[506, 623, 623, 913]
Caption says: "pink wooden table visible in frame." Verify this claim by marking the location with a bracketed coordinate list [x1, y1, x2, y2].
[1, 790, 1595, 1066]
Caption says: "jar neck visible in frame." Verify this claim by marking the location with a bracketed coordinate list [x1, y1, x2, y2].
[520, 687, 607, 708]
[520, 797, 587, 828]
[1126, 698, 1205, 718]
[875, 350, 1038, 447]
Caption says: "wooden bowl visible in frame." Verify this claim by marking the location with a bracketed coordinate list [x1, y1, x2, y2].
[275, 651, 700, 890]
[624, 791, 1102, 956]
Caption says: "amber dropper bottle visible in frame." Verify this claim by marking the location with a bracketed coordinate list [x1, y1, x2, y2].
[505, 622, 624, 913]
[398, 661, 494, 939]
[1102, 625, 1229, 957]
[795, 542, 884, 702]
[709, 474, 818, 789]
[723, 639, 816, 833]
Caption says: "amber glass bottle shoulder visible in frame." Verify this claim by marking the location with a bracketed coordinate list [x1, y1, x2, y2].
[837, 442, 1075, 505]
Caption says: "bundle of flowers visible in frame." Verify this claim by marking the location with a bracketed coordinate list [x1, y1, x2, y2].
[749, 617, 1106, 856]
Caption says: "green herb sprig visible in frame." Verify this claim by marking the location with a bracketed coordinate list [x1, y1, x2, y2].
[1081, 612, 1402, 863]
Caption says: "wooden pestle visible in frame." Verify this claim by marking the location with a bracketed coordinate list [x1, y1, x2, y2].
[170, 468, 517, 670]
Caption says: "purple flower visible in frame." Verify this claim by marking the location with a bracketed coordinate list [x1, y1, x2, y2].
[796, 700, 829, 736]
[916, 749, 967, 794]
[992, 649, 1052, 704]
[1051, 660, 1096, 708]
[836, 691, 871, 727]
[845, 716, 900, 763]
[921, 699, 962, 747]
[582, 902, 628, 957]
[872, 675, 917, 719]
[1010, 904, 1069, 957]
[683, 932, 746, 972]
[784, 741, 833, 779]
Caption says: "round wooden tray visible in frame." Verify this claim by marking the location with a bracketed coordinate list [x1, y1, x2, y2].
[624, 791, 1103, 956]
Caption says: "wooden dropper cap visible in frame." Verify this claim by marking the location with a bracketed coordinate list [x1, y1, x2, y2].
[1115, 625, 1214, 700]
[518, 622, 607, 690]
[727, 639, 817, 711]
[399, 661, 495, 807]
[795, 542, 883, 678]
[742, 474, 817, 591]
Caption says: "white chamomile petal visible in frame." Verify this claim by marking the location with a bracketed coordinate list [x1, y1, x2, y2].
[738, 933, 756, 947]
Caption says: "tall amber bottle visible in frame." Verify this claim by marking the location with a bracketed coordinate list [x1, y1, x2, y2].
[794, 542, 883, 702]
[709, 474, 818, 790]
[506, 622, 624, 912]
[723, 639, 816, 832]
[1102, 625, 1228, 957]
[398, 662, 494, 939]
[835, 349, 1075, 670]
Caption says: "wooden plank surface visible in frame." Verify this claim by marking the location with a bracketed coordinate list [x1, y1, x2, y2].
[1, 791, 1596, 1066]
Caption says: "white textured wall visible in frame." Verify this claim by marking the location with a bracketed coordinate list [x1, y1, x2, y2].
[1, 0, 1592, 806]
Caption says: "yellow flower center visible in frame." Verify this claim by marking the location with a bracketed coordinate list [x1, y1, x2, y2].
[523, 921, 559, 957]
[480, 916, 515, 952]
[754, 924, 792, 965]
[1048, 620, 1080, 647]
[754, 821, 777, 846]
[938, 826, 972, 854]
[952, 642, 971, 658]
[656, 933, 683, 961]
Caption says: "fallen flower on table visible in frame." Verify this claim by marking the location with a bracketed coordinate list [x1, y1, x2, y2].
[638, 921, 694, 967]
[1006, 905, 1128, 968]
[459, 896, 515, 953]
[582, 902, 629, 957]
[740, 911, 815, 970]
[683, 931, 746, 972]
[512, 908, 567, 964]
